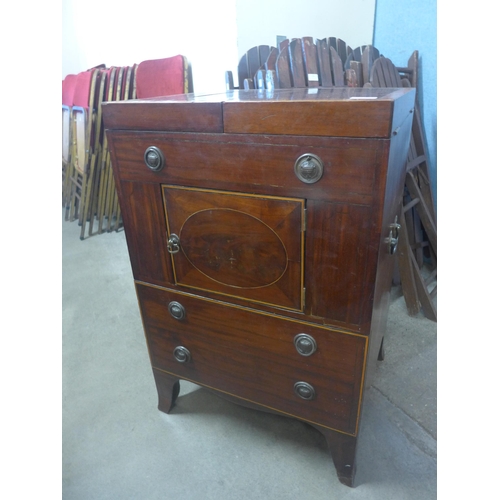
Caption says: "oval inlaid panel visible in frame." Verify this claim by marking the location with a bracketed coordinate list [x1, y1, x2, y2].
[180, 209, 287, 288]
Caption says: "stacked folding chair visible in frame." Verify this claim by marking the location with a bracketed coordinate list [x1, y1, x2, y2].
[62, 74, 78, 206]
[64, 68, 101, 229]
[93, 64, 138, 236]
[225, 37, 353, 90]
[61, 54, 191, 240]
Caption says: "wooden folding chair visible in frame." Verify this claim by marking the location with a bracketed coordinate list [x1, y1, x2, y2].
[97, 67, 117, 234]
[225, 46, 276, 90]
[333, 45, 382, 88]
[266, 37, 347, 90]
[81, 68, 108, 238]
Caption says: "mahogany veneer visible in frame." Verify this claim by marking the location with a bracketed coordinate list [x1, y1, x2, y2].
[102, 87, 415, 487]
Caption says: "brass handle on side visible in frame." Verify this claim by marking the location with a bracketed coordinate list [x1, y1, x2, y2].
[385, 216, 401, 255]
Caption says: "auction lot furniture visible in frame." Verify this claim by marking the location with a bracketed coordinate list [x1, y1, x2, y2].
[102, 86, 415, 487]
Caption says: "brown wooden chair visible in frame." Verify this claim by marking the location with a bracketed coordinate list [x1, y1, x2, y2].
[265, 37, 351, 90]
[225, 45, 276, 90]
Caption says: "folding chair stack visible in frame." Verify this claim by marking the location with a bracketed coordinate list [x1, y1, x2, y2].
[94, 64, 138, 236]
[225, 40, 437, 320]
[64, 68, 101, 230]
[62, 54, 191, 240]
[225, 37, 354, 90]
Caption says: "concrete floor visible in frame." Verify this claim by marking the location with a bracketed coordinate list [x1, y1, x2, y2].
[62, 212, 437, 499]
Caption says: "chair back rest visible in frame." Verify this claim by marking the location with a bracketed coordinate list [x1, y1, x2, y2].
[62, 74, 78, 106]
[135, 55, 188, 98]
[73, 71, 95, 107]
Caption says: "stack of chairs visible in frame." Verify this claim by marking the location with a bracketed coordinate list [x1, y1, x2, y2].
[226, 37, 355, 90]
[225, 39, 437, 321]
[62, 55, 191, 240]
[63, 67, 102, 234]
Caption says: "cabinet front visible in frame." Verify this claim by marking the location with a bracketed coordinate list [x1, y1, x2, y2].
[110, 131, 386, 329]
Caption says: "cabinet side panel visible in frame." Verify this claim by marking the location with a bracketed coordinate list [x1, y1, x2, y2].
[117, 180, 174, 286]
[364, 107, 415, 387]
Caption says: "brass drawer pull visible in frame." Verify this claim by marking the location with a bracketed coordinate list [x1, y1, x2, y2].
[294, 334, 317, 356]
[168, 301, 186, 320]
[294, 153, 324, 184]
[294, 381, 316, 400]
[173, 346, 191, 363]
[144, 146, 165, 172]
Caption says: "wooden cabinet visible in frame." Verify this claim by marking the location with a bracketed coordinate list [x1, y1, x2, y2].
[102, 87, 415, 487]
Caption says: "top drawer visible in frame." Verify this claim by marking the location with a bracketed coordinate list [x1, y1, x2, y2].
[107, 131, 386, 205]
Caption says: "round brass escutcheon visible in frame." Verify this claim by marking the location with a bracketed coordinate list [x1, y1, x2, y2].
[144, 146, 165, 172]
[173, 346, 191, 363]
[294, 153, 324, 184]
[294, 381, 316, 400]
[294, 333, 317, 356]
[168, 301, 186, 320]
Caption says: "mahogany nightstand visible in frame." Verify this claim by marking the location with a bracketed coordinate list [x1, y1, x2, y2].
[102, 87, 415, 487]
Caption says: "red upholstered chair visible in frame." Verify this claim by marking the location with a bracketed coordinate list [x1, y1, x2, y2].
[62, 74, 78, 205]
[135, 55, 189, 98]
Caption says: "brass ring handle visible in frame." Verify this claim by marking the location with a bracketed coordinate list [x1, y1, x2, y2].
[294, 381, 316, 400]
[173, 346, 191, 363]
[294, 153, 324, 184]
[294, 334, 317, 356]
[144, 146, 165, 172]
[168, 301, 186, 320]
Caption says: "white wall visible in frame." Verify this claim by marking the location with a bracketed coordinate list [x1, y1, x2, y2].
[62, 0, 375, 94]
[235, 0, 376, 64]
[62, 0, 238, 94]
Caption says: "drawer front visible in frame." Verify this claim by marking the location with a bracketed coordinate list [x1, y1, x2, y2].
[136, 283, 367, 435]
[108, 131, 385, 205]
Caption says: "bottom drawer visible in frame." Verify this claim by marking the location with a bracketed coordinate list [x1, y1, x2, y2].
[136, 283, 367, 435]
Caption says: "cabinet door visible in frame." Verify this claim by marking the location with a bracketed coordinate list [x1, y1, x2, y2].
[163, 186, 305, 312]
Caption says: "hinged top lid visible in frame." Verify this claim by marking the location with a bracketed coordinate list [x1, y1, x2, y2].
[102, 87, 415, 138]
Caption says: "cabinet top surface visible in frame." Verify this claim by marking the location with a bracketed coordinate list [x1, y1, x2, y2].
[102, 87, 415, 138]
[126, 87, 412, 104]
